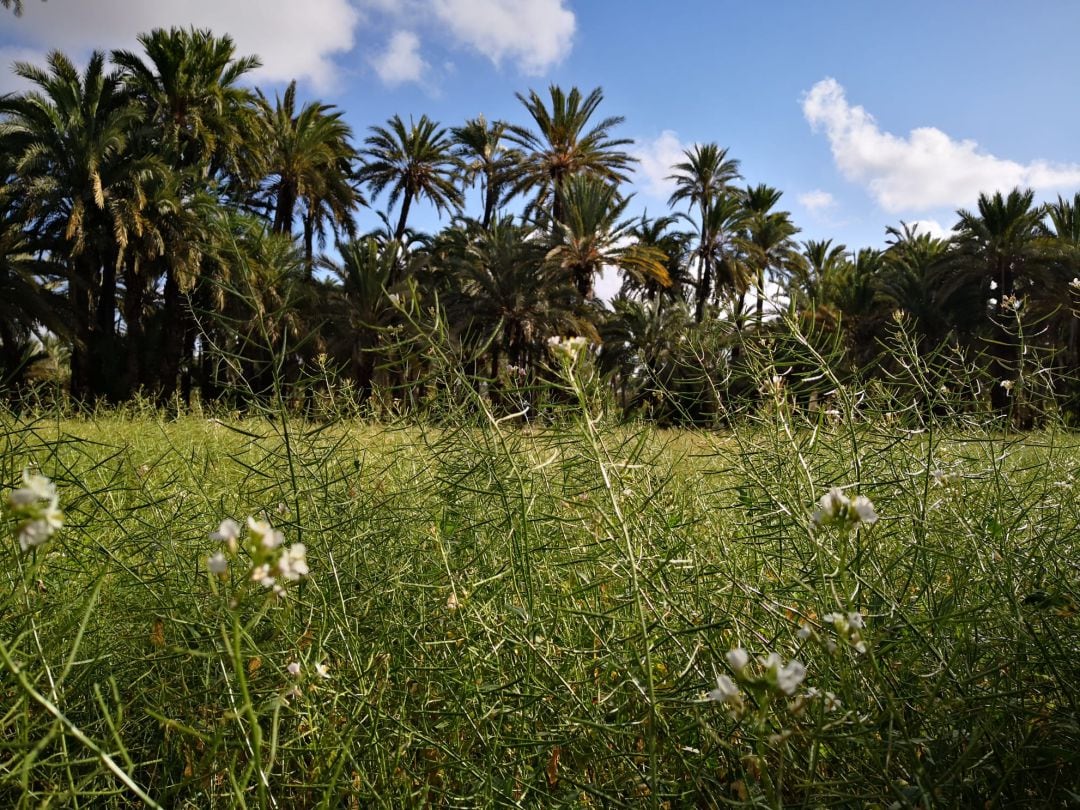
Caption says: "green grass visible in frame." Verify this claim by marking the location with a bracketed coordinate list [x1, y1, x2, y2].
[2, 405, 1079, 807]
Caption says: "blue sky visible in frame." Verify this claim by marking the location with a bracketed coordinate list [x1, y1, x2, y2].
[4, 0, 1080, 285]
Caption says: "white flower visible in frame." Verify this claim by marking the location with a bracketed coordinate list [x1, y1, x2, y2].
[813, 488, 877, 530]
[706, 674, 740, 704]
[207, 552, 228, 575]
[287, 661, 301, 677]
[823, 692, 842, 712]
[250, 563, 275, 589]
[759, 653, 806, 696]
[1070, 277, 1080, 291]
[851, 496, 878, 525]
[279, 544, 308, 581]
[8, 470, 62, 552]
[210, 518, 240, 545]
[17, 518, 53, 552]
[776, 660, 806, 696]
[726, 647, 750, 673]
[8, 471, 58, 511]
[796, 624, 813, 640]
[1000, 379, 1015, 392]
[246, 516, 279, 548]
[812, 488, 847, 526]
[989, 280, 998, 290]
[315, 662, 331, 679]
[847, 612, 865, 629]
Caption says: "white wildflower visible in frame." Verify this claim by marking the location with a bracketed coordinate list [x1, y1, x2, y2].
[706, 674, 740, 704]
[315, 662, 331, 680]
[851, 496, 878, 525]
[207, 552, 228, 576]
[287, 661, 301, 677]
[797, 623, 813, 640]
[726, 647, 750, 673]
[7, 470, 62, 552]
[776, 660, 806, 696]
[847, 612, 865, 629]
[1000, 379, 1015, 393]
[250, 563, 275, 589]
[246, 516, 282, 550]
[823, 692, 842, 712]
[279, 544, 308, 581]
[813, 487, 878, 530]
[989, 280, 998, 290]
[17, 519, 54, 552]
[210, 518, 241, 553]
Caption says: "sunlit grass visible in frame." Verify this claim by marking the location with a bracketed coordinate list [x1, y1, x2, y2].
[2, 405, 1078, 807]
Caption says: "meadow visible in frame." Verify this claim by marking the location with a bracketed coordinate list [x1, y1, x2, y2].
[2, 383, 1079, 808]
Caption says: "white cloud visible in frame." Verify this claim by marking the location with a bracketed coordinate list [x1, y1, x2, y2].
[798, 189, 836, 213]
[632, 130, 688, 201]
[906, 219, 950, 240]
[370, 30, 428, 86]
[2, 0, 360, 90]
[802, 77, 1080, 213]
[428, 0, 574, 75]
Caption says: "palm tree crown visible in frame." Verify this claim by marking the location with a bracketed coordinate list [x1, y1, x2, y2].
[358, 114, 462, 244]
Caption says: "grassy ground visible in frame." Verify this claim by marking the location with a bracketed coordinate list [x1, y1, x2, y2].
[2, 404, 1079, 807]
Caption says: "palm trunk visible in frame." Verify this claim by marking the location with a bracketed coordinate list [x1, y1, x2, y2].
[393, 191, 413, 245]
[303, 210, 316, 280]
[273, 183, 297, 235]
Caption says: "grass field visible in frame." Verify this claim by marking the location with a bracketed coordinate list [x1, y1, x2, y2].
[2, 402, 1079, 807]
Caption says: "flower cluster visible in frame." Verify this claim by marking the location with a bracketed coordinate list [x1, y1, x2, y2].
[812, 487, 878, 530]
[6, 469, 63, 552]
[706, 647, 807, 715]
[207, 516, 308, 597]
[546, 335, 588, 357]
[799, 610, 867, 654]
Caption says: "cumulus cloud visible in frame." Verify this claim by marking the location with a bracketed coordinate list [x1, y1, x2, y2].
[632, 130, 689, 201]
[370, 30, 428, 86]
[429, 0, 574, 75]
[798, 189, 836, 213]
[906, 219, 950, 240]
[803, 77, 1080, 213]
[0, 0, 360, 90]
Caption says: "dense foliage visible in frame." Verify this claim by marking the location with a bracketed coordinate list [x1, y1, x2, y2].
[2, 27, 1080, 426]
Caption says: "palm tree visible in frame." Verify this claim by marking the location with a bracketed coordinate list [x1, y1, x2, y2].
[948, 188, 1046, 408]
[112, 28, 261, 400]
[795, 239, 849, 306]
[624, 214, 694, 304]
[111, 27, 260, 178]
[254, 80, 361, 276]
[687, 193, 750, 323]
[546, 175, 669, 301]
[509, 85, 634, 225]
[451, 115, 523, 229]
[0, 193, 70, 391]
[667, 144, 743, 321]
[0, 50, 157, 399]
[667, 143, 741, 215]
[743, 184, 801, 328]
[446, 217, 583, 380]
[358, 114, 462, 247]
[878, 222, 954, 346]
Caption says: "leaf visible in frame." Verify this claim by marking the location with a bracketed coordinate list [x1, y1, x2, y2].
[546, 745, 560, 786]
